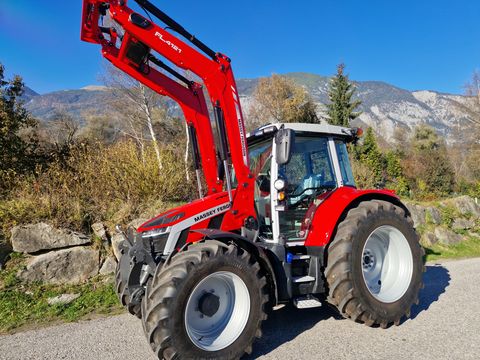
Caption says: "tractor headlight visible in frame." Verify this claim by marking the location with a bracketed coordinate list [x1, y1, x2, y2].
[142, 227, 171, 255]
[142, 226, 171, 238]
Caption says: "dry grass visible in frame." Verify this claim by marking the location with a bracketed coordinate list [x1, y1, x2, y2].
[0, 140, 195, 238]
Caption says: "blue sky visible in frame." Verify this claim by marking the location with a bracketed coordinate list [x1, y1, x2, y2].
[0, 0, 478, 94]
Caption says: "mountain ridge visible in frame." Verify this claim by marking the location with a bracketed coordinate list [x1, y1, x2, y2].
[23, 73, 473, 143]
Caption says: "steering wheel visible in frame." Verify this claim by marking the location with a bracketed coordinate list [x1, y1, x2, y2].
[287, 185, 335, 208]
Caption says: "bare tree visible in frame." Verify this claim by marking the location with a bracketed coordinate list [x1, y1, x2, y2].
[101, 64, 166, 171]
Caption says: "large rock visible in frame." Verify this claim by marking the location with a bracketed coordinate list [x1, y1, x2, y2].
[99, 256, 117, 275]
[11, 223, 91, 254]
[453, 218, 475, 231]
[444, 196, 480, 217]
[405, 203, 426, 227]
[18, 247, 99, 284]
[91, 222, 109, 244]
[421, 232, 438, 247]
[434, 227, 463, 245]
[426, 207, 442, 225]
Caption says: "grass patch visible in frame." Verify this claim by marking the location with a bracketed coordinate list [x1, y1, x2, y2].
[424, 235, 480, 262]
[0, 254, 123, 334]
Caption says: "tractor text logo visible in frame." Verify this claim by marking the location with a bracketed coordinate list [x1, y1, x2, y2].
[193, 203, 231, 223]
[155, 32, 182, 53]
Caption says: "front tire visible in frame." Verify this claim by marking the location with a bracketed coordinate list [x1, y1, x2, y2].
[325, 199, 424, 328]
[142, 240, 268, 359]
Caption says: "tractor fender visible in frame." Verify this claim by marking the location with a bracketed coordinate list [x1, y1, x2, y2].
[179, 228, 281, 307]
[305, 187, 410, 248]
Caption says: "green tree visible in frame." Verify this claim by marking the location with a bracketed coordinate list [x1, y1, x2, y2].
[325, 63, 362, 127]
[0, 63, 37, 192]
[354, 128, 386, 185]
[407, 125, 455, 197]
[249, 74, 318, 130]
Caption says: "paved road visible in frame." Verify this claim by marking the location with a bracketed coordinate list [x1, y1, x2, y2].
[1, 258, 479, 360]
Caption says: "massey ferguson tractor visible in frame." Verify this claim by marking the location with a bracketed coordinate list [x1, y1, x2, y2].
[81, 1, 424, 358]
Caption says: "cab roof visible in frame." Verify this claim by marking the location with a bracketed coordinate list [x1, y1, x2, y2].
[247, 123, 356, 142]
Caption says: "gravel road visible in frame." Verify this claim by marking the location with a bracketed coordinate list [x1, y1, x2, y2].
[1, 258, 479, 360]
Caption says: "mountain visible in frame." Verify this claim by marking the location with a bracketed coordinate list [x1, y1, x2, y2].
[24, 73, 473, 143]
[21, 86, 39, 102]
[237, 73, 472, 142]
[25, 86, 115, 122]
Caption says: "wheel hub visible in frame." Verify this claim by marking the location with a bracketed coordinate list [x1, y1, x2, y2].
[362, 250, 376, 270]
[198, 292, 220, 317]
[361, 225, 414, 303]
[184, 271, 251, 351]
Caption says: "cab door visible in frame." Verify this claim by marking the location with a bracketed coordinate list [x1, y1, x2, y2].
[271, 135, 339, 244]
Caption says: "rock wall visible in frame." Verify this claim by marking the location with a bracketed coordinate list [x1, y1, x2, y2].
[8, 222, 118, 284]
[405, 196, 480, 246]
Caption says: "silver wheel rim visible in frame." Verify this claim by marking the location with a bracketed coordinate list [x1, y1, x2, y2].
[184, 271, 250, 351]
[361, 225, 413, 303]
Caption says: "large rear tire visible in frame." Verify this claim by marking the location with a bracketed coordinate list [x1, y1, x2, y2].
[142, 240, 268, 360]
[115, 249, 142, 319]
[325, 199, 424, 328]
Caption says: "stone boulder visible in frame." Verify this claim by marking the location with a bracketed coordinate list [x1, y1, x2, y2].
[421, 232, 438, 247]
[405, 203, 426, 227]
[11, 223, 91, 254]
[452, 218, 475, 231]
[92, 222, 110, 241]
[426, 207, 442, 225]
[444, 196, 480, 217]
[18, 247, 99, 284]
[434, 227, 463, 245]
[99, 256, 117, 275]
[47, 294, 80, 306]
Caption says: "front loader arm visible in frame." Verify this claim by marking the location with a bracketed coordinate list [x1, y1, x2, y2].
[81, 0, 222, 195]
[81, 0, 255, 229]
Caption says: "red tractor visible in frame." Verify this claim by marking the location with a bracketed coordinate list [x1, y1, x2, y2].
[81, 1, 424, 359]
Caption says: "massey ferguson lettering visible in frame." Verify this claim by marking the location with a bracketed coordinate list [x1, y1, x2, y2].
[155, 32, 182, 53]
[193, 203, 231, 223]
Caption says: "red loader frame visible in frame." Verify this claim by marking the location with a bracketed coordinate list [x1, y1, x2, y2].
[81, 0, 255, 230]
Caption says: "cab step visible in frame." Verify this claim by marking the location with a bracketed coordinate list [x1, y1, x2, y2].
[292, 275, 315, 283]
[294, 295, 322, 309]
[291, 254, 310, 261]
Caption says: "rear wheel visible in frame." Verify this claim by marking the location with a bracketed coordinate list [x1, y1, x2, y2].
[142, 240, 268, 359]
[325, 200, 424, 328]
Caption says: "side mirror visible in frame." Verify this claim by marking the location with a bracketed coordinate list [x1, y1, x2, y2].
[275, 128, 294, 165]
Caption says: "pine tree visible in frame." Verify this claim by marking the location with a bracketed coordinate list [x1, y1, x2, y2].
[0, 63, 37, 189]
[325, 63, 362, 127]
[356, 127, 386, 186]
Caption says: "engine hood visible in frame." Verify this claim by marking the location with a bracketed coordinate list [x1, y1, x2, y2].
[137, 191, 233, 233]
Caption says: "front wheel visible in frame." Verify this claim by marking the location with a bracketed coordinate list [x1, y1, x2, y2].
[142, 240, 268, 359]
[325, 199, 424, 328]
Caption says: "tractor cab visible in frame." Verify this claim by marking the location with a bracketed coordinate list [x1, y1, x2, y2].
[246, 123, 360, 243]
